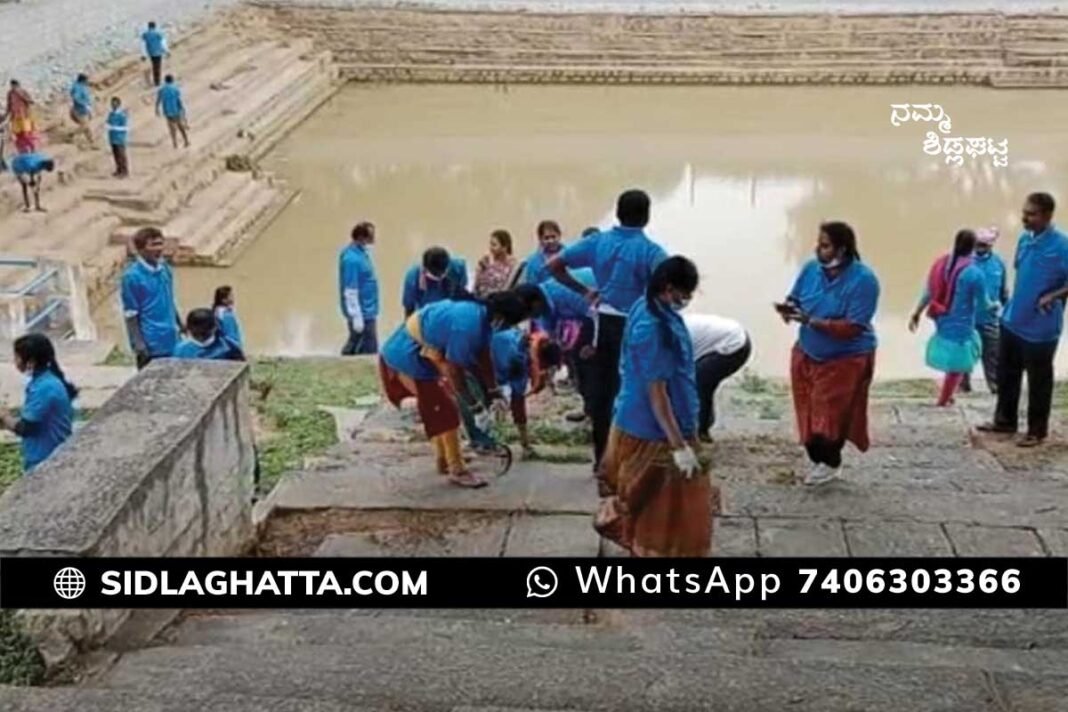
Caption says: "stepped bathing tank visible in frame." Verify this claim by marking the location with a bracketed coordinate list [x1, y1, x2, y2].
[160, 4, 1068, 378]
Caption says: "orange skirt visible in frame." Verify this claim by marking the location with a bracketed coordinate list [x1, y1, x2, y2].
[790, 345, 875, 451]
[594, 427, 718, 557]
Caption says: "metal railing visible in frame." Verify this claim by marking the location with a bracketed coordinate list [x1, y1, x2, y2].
[0, 257, 96, 341]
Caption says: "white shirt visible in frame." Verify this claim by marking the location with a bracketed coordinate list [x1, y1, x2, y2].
[684, 314, 747, 359]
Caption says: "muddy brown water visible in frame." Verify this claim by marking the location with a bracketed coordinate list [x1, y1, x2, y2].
[172, 84, 1068, 378]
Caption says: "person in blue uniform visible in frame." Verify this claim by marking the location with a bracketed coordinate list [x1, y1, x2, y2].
[174, 309, 245, 361]
[339, 221, 379, 355]
[491, 326, 562, 457]
[379, 293, 526, 488]
[979, 192, 1068, 447]
[213, 285, 244, 350]
[142, 21, 169, 87]
[11, 151, 54, 212]
[402, 247, 469, 316]
[156, 75, 188, 149]
[961, 226, 1009, 394]
[594, 256, 714, 558]
[69, 73, 94, 145]
[0, 334, 76, 473]
[522, 220, 565, 285]
[777, 221, 879, 487]
[909, 229, 989, 407]
[106, 96, 130, 178]
[547, 189, 668, 470]
[122, 226, 183, 369]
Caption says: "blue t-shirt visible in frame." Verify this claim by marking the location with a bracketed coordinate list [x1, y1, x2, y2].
[173, 335, 243, 361]
[612, 299, 698, 441]
[11, 153, 49, 176]
[20, 370, 74, 472]
[538, 279, 593, 333]
[70, 82, 92, 116]
[401, 258, 468, 314]
[157, 83, 183, 119]
[789, 258, 880, 362]
[381, 301, 491, 381]
[523, 248, 565, 285]
[338, 243, 380, 320]
[1002, 226, 1068, 343]
[142, 28, 166, 58]
[214, 306, 243, 348]
[973, 251, 1007, 327]
[491, 328, 530, 396]
[107, 109, 129, 147]
[121, 258, 179, 357]
[559, 226, 667, 313]
[934, 264, 985, 343]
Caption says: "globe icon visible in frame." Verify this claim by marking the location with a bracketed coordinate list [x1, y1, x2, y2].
[53, 567, 86, 600]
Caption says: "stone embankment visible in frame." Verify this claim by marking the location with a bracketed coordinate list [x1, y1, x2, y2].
[256, 3, 1068, 87]
[0, 11, 339, 308]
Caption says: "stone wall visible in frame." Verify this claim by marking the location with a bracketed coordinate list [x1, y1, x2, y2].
[251, 3, 1068, 87]
[0, 359, 256, 668]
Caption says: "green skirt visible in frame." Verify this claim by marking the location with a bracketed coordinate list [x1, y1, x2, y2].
[925, 330, 982, 374]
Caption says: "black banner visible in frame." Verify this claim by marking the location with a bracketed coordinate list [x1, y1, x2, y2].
[1, 557, 1064, 609]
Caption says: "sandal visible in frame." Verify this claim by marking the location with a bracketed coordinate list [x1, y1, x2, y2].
[448, 471, 488, 488]
[1016, 435, 1045, 448]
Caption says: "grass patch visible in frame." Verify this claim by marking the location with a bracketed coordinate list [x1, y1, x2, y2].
[102, 346, 134, 367]
[870, 379, 936, 398]
[0, 442, 21, 498]
[524, 448, 592, 465]
[0, 609, 45, 686]
[494, 421, 591, 448]
[250, 357, 379, 489]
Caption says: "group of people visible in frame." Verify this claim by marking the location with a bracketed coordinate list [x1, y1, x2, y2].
[1, 21, 189, 211]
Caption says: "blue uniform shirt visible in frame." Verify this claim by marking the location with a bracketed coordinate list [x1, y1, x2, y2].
[70, 82, 92, 116]
[338, 244, 380, 320]
[381, 300, 491, 381]
[1002, 226, 1068, 343]
[789, 258, 880, 362]
[173, 335, 243, 361]
[11, 153, 49, 176]
[107, 109, 129, 147]
[401, 258, 468, 314]
[538, 279, 593, 333]
[142, 28, 166, 57]
[935, 264, 985, 343]
[972, 251, 1007, 327]
[214, 306, 244, 348]
[559, 226, 667, 313]
[491, 328, 530, 396]
[612, 299, 698, 441]
[20, 370, 74, 472]
[157, 83, 183, 119]
[121, 258, 179, 357]
[523, 248, 565, 285]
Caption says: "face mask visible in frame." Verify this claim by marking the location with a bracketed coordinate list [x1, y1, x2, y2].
[670, 296, 691, 312]
[425, 271, 443, 282]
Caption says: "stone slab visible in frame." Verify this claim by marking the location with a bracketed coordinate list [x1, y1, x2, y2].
[996, 671, 1068, 712]
[713, 516, 757, 557]
[314, 518, 510, 557]
[844, 521, 953, 557]
[757, 517, 847, 557]
[317, 405, 369, 444]
[1037, 528, 1068, 556]
[943, 524, 1047, 557]
[504, 514, 600, 557]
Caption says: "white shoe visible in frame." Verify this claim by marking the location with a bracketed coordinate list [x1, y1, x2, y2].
[803, 463, 839, 487]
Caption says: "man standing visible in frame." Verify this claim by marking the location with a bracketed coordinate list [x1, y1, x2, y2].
[156, 75, 189, 149]
[122, 227, 182, 369]
[401, 247, 468, 317]
[548, 189, 667, 470]
[979, 193, 1068, 447]
[69, 74, 93, 145]
[963, 226, 1008, 394]
[684, 313, 752, 442]
[106, 97, 130, 178]
[142, 21, 169, 87]
[11, 152, 54, 212]
[339, 222, 379, 355]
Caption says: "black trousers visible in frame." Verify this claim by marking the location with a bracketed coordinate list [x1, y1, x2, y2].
[993, 325, 1058, 438]
[341, 318, 378, 356]
[111, 144, 129, 176]
[695, 335, 752, 435]
[805, 436, 845, 468]
[150, 56, 163, 86]
[590, 313, 626, 468]
[569, 316, 597, 415]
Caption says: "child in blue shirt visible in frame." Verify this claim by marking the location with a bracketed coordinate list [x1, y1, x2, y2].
[213, 285, 244, 351]
[106, 96, 130, 177]
[69, 73, 94, 145]
[174, 309, 244, 361]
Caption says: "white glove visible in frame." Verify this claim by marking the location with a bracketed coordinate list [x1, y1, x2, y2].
[344, 288, 364, 334]
[474, 409, 492, 432]
[500, 384, 513, 402]
[350, 314, 365, 334]
[672, 446, 700, 479]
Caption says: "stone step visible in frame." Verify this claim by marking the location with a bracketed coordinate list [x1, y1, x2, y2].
[177, 177, 289, 266]
[87, 616, 1064, 711]
[244, 68, 337, 163]
[0, 685, 381, 712]
[152, 170, 260, 248]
